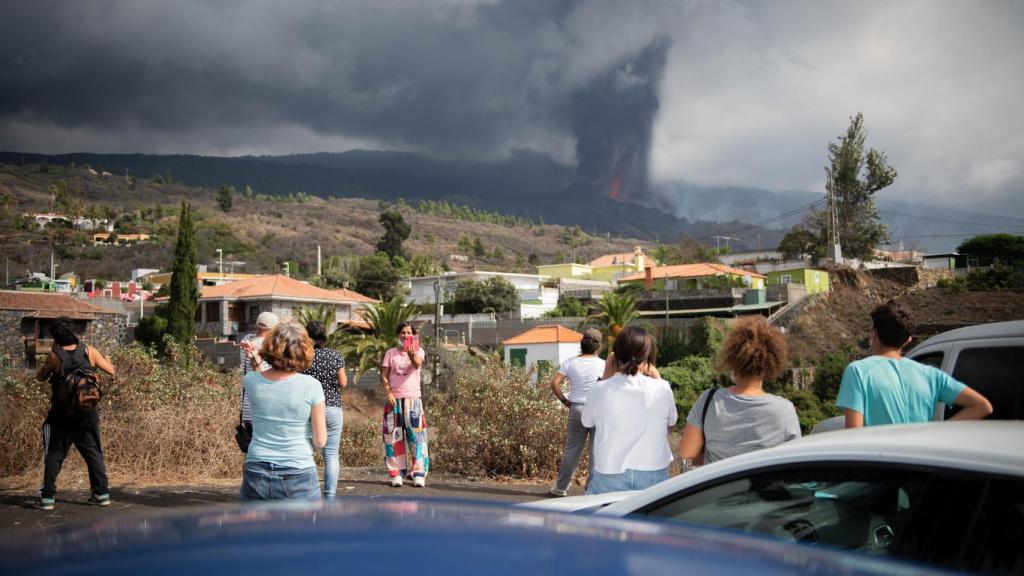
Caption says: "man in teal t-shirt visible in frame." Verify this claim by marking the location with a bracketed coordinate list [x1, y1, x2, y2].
[837, 301, 992, 428]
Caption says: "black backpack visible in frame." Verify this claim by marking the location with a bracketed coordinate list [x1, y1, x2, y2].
[54, 344, 102, 416]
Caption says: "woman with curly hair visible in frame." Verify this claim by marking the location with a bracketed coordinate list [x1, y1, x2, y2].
[679, 316, 799, 467]
[240, 322, 327, 501]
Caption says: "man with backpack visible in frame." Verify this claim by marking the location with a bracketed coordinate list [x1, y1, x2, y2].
[33, 319, 116, 510]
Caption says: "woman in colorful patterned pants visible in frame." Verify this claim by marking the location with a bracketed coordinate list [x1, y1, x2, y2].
[381, 323, 429, 487]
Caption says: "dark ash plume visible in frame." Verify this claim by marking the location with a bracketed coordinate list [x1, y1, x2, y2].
[569, 37, 670, 205]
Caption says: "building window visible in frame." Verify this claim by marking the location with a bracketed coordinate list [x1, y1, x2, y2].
[206, 301, 221, 322]
[780, 274, 792, 284]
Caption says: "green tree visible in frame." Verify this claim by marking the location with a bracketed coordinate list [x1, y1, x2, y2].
[660, 356, 718, 417]
[376, 210, 411, 259]
[662, 237, 720, 264]
[472, 237, 486, 258]
[810, 112, 897, 260]
[166, 202, 198, 344]
[407, 253, 441, 277]
[353, 252, 403, 300]
[457, 234, 473, 253]
[335, 296, 420, 379]
[542, 297, 588, 318]
[244, 185, 254, 199]
[527, 252, 540, 266]
[957, 234, 1024, 266]
[779, 224, 823, 261]
[450, 277, 519, 316]
[216, 185, 234, 212]
[585, 291, 640, 345]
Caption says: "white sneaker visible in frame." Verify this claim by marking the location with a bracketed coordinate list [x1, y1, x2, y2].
[549, 487, 569, 497]
[413, 476, 426, 488]
[390, 476, 403, 487]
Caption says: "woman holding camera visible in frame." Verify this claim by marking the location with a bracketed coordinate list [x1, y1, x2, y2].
[381, 322, 428, 487]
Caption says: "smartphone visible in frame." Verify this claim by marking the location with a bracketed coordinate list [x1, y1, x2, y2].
[403, 334, 420, 351]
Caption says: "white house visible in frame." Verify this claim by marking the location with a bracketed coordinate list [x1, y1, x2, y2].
[503, 325, 585, 382]
[404, 271, 556, 318]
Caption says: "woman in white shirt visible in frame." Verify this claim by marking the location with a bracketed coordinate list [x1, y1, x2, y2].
[548, 328, 605, 497]
[582, 326, 678, 495]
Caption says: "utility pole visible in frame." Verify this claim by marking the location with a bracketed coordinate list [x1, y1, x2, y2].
[317, 245, 322, 279]
[433, 280, 442, 388]
[664, 269, 669, 322]
[216, 248, 223, 277]
[50, 252, 55, 280]
[825, 167, 843, 263]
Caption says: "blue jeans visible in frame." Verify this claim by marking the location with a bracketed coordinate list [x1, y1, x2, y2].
[586, 467, 670, 495]
[322, 406, 344, 499]
[240, 461, 321, 502]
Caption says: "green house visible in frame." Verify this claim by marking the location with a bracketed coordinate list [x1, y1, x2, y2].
[765, 268, 830, 294]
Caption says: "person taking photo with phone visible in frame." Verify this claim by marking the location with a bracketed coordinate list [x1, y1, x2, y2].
[381, 323, 428, 487]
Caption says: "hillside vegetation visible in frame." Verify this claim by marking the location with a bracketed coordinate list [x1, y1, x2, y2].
[1, 163, 651, 282]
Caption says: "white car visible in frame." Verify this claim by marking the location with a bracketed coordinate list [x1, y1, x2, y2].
[522, 421, 1024, 574]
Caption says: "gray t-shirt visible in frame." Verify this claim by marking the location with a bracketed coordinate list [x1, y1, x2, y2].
[686, 388, 801, 464]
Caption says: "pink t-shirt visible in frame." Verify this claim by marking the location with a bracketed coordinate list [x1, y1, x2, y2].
[383, 346, 426, 398]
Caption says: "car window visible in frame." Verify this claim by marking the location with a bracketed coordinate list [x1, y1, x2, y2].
[644, 466, 929, 556]
[643, 465, 992, 571]
[909, 351, 943, 369]
[946, 346, 1024, 420]
[971, 478, 1024, 574]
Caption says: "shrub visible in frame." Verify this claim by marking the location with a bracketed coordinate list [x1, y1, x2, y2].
[660, 356, 721, 420]
[936, 276, 967, 294]
[430, 355, 565, 478]
[966, 265, 1024, 292]
[811, 350, 851, 404]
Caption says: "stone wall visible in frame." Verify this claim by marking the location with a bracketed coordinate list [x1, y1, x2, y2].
[0, 311, 24, 369]
[85, 313, 125, 353]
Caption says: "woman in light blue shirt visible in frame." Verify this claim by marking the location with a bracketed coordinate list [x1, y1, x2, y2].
[240, 322, 327, 501]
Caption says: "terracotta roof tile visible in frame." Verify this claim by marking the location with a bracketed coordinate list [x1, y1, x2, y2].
[589, 253, 640, 267]
[503, 325, 583, 345]
[199, 275, 376, 303]
[619, 263, 766, 282]
[0, 291, 116, 316]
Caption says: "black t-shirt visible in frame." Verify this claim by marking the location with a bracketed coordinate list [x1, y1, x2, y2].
[301, 347, 346, 407]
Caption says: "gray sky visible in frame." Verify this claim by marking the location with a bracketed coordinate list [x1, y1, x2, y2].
[1, 0, 1021, 215]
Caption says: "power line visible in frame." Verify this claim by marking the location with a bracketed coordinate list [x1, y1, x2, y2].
[895, 231, 1024, 239]
[697, 197, 827, 241]
[880, 209, 1024, 229]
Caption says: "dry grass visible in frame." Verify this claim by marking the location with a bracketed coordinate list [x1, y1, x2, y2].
[0, 343, 384, 483]
[1, 344, 594, 484]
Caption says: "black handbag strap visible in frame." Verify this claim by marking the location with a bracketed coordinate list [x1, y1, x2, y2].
[701, 387, 719, 427]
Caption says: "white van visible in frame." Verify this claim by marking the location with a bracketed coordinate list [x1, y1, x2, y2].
[813, 319, 1024, 432]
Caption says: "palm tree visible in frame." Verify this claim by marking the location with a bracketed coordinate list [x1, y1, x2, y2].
[334, 296, 420, 380]
[583, 291, 640, 345]
[295, 304, 336, 332]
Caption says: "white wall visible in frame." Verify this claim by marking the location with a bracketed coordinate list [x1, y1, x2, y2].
[504, 341, 583, 382]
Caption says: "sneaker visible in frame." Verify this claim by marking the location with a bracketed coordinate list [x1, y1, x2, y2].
[413, 476, 425, 488]
[87, 494, 111, 506]
[34, 497, 55, 510]
[548, 487, 569, 497]
[389, 476, 403, 488]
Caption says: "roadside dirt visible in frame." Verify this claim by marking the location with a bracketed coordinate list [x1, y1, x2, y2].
[0, 467, 564, 536]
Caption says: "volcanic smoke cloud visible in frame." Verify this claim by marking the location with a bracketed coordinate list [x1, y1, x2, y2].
[570, 37, 670, 205]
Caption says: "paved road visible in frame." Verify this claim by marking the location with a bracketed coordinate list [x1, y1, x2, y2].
[0, 467, 578, 535]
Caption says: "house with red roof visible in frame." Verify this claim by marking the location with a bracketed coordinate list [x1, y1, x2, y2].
[502, 324, 585, 382]
[0, 291, 123, 369]
[196, 275, 376, 338]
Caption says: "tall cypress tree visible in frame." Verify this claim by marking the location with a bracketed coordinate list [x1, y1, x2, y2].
[167, 201, 198, 343]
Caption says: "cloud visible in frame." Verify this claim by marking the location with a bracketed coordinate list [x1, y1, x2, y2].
[0, 0, 1022, 215]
